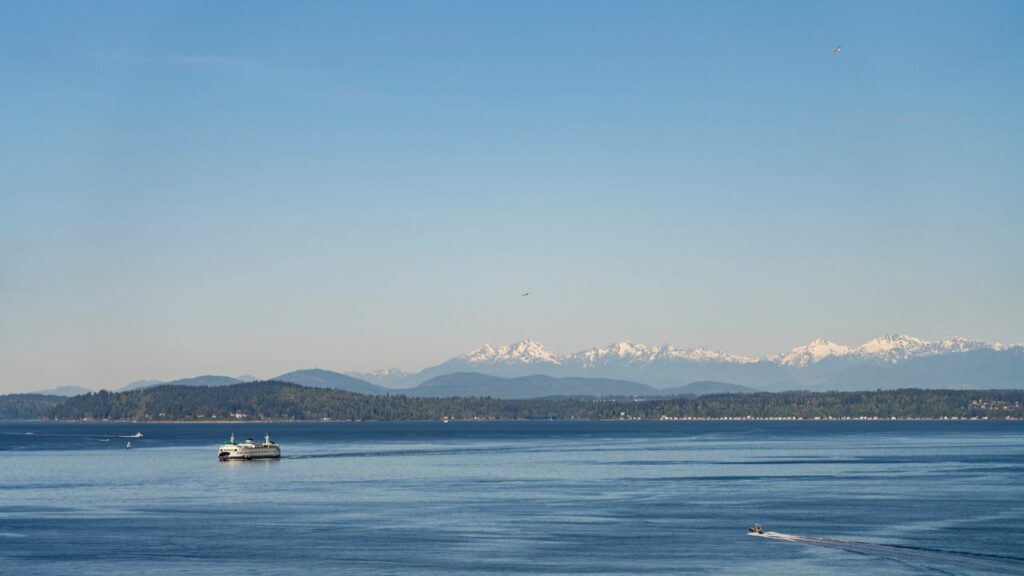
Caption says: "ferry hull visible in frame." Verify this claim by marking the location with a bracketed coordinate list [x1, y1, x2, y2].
[218, 447, 280, 461]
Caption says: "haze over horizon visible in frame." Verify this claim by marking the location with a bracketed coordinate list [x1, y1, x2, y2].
[16, 332, 1024, 394]
[2, 1, 1022, 393]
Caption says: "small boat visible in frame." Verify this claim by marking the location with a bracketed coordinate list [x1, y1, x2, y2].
[218, 433, 281, 461]
[748, 523, 765, 535]
[129, 432, 143, 438]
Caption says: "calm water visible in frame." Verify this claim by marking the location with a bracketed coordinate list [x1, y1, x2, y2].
[1, 420, 1022, 575]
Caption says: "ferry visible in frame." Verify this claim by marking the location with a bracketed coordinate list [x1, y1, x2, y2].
[218, 433, 281, 461]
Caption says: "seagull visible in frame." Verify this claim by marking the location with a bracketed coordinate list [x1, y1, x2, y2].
[521, 291, 531, 297]
[832, 45, 842, 56]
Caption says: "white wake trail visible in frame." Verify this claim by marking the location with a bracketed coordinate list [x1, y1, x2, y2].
[750, 531, 1024, 575]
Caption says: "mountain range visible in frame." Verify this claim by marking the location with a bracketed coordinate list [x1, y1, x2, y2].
[402, 373, 759, 399]
[38, 333, 1022, 398]
[103, 370, 755, 398]
[406, 373, 658, 399]
[115, 371, 390, 395]
[34, 386, 94, 397]
[347, 334, 1022, 391]
[120, 375, 245, 391]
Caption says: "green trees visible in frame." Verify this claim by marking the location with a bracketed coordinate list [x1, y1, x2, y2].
[0, 394, 66, 419]
[29, 382, 1024, 421]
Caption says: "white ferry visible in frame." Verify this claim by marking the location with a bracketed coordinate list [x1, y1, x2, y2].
[218, 433, 281, 461]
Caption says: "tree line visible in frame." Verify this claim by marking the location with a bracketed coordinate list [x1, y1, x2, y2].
[1, 381, 1022, 421]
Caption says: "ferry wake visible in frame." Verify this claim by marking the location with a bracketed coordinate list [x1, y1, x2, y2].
[747, 524, 1024, 574]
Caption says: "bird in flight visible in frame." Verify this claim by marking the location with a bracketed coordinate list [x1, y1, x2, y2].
[832, 45, 842, 56]
[521, 291, 531, 297]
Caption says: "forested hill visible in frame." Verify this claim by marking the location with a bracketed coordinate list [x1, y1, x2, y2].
[49, 381, 582, 422]
[16, 381, 1024, 421]
[0, 394, 67, 420]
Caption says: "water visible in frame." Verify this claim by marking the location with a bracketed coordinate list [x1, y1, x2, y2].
[1, 420, 1022, 575]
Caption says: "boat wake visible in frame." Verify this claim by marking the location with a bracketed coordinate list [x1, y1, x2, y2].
[751, 531, 1024, 575]
[283, 445, 521, 460]
[3, 431, 142, 440]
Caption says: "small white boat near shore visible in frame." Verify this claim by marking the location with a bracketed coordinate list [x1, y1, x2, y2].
[218, 433, 280, 461]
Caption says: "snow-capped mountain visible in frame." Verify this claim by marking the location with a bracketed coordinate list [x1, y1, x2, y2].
[568, 341, 661, 366]
[395, 335, 1020, 391]
[103, 334, 1022, 398]
[773, 338, 853, 367]
[773, 334, 1012, 367]
[672, 346, 756, 364]
[344, 367, 413, 387]
[425, 334, 1015, 368]
[569, 342, 755, 367]
[443, 339, 756, 370]
[402, 339, 788, 389]
[927, 336, 1003, 355]
[448, 335, 1012, 371]
[368, 368, 412, 378]
[851, 333, 931, 363]
[461, 339, 561, 365]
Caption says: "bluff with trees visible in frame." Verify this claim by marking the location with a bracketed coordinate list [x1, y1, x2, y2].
[0, 394, 67, 420]
[1, 381, 1015, 421]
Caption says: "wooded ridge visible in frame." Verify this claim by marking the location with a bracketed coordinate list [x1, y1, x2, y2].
[2, 381, 1022, 421]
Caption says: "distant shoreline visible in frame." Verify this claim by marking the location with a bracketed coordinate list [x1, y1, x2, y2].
[6, 383, 1023, 422]
[9, 416, 1021, 424]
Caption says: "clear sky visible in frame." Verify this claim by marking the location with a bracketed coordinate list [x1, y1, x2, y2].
[2, 1, 1022, 392]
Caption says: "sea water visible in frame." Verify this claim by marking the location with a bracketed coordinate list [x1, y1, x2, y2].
[1, 420, 1022, 575]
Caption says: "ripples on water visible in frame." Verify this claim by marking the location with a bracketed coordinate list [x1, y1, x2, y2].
[1, 421, 1022, 575]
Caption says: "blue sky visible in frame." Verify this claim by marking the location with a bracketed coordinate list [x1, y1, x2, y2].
[2, 1, 1022, 391]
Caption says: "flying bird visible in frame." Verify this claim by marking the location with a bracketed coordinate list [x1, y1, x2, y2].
[832, 45, 842, 56]
[521, 291, 531, 297]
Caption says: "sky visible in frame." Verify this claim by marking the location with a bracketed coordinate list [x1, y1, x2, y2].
[2, 1, 1022, 392]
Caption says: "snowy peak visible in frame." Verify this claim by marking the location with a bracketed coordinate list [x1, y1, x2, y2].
[774, 338, 852, 367]
[853, 333, 931, 363]
[569, 341, 660, 366]
[456, 339, 758, 369]
[669, 346, 756, 364]
[461, 339, 561, 365]
[365, 368, 410, 378]
[568, 341, 755, 366]
[343, 367, 413, 387]
[933, 336, 1001, 354]
[772, 334, 1009, 366]
[608, 341, 656, 358]
[447, 334, 1009, 371]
